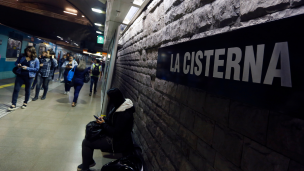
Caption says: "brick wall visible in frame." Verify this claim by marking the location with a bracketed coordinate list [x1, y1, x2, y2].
[112, 0, 304, 170]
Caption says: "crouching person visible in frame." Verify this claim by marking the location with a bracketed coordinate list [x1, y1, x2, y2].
[78, 88, 135, 171]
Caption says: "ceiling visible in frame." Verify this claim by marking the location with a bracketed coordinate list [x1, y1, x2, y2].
[0, 0, 107, 53]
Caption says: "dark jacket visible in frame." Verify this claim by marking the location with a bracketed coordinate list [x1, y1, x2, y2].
[102, 105, 135, 153]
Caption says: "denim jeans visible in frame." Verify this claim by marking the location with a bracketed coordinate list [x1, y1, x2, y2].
[35, 75, 50, 97]
[90, 76, 98, 93]
[58, 67, 65, 80]
[73, 80, 84, 103]
[12, 75, 34, 106]
[32, 74, 38, 88]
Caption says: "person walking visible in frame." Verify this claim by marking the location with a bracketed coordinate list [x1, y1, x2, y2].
[90, 59, 102, 96]
[31, 54, 44, 90]
[71, 60, 90, 107]
[32, 50, 58, 101]
[50, 50, 57, 81]
[8, 46, 39, 111]
[58, 55, 67, 82]
[62, 55, 78, 94]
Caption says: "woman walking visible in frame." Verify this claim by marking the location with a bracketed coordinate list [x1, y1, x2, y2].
[71, 60, 90, 107]
[32, 50, 58, 101]
[8, 46, 39, 111]
[61, 54, 78, 94]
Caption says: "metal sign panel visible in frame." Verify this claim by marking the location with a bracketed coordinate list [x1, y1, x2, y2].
[156, 14, 304, 119]
[97, 35, 104, 44]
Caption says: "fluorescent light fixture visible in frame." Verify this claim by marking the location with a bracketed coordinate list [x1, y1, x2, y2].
[82, 15, 85, 17]
[92, 8, 105, 14]
[96, 31, 102, 34]
[66, 8, 77, 13]
[63, 11, 77, 15]
[94, 23, 102, 26]
[133, 0, 145, 6]
[122, 6, 139, 25]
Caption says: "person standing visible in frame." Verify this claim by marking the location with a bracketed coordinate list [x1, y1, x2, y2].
[8, 46, 39, 111]
[32, 50, 58, 101]
[90, 59, 102, 96]
[71, 60, 90, 107]
[50, 50, 57, 81]
[31, 54, 44, 90]
[62, 55, 78, 94]
[58, 55, 67, 82]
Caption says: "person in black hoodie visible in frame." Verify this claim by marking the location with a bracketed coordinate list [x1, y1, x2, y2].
[78, 88, 135, 171]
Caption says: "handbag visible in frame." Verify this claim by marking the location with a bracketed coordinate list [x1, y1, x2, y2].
[84, 72, 90, 83]
[85, 121, 105, 140]
[67, 66, 76, 81]
[12, 67, 22, 75]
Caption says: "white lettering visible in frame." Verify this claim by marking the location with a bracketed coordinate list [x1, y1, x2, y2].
[213, 49, 225, 79]
[225, 47, 242, 81]
[190, 52, 195, 75]
[204, 50, 214, 77]
[183, 52, 191, 74]
[242, 45, 265, 83]
[170, 54, 175, 72]
[264, 42, 292, 87]
[194, 51, 203, 76]
[175, 53, 180, 73]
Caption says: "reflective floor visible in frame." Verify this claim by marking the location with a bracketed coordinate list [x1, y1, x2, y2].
[0, 74, 113, 171]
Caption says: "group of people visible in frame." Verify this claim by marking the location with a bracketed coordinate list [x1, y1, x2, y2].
[6, 46, 140, 171]
[8, 46, 103, 110]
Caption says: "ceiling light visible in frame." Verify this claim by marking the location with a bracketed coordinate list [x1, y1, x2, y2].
[92, 8, 105, 14]
[66, 8, 78, 13]
[96, 31, 102, 34]
[82, 15, 85, 17]
[63, 11, 77, 15]
[94, 23, 102, 26]
[133, 0, 145, 6]
[123, 6, 139, 25]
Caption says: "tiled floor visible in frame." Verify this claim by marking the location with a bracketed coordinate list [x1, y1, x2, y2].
[0, 77, 114, 171]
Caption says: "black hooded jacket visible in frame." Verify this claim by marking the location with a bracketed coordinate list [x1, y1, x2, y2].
[101, 88, 135, 153]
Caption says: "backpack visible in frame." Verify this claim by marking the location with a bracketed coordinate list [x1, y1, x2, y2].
[92, 64, 100, 76]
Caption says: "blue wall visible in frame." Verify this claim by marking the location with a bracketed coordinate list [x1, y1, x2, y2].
[0, 24, 78, 80]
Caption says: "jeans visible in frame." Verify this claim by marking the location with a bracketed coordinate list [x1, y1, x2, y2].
[35, 75, 50, 97]
[58, 67, 65, 80]
[82, 137, 112, 170]
[90, 76, 98, 93]
[32, 74, 38, 88]
[12, 75, 34, 106]
[64, 70, 71, 92]
[73, 80, 84, 103]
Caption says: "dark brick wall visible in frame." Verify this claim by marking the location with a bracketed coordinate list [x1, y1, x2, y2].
[112, 0, 304, 170]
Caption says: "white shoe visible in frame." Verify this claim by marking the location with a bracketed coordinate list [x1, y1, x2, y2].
[64, 91, 67, 95]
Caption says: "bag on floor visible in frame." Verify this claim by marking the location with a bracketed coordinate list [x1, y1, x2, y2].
[101, 155, 143, 171]
[67, 66, 76, 82]
[84, 72, 90, 83]
[85, 121, 105, 140]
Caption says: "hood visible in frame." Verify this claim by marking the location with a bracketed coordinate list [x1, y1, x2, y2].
[115, 99, 133, 112]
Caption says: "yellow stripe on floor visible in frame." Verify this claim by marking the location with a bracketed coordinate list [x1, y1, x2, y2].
[0, 83, 15, 89]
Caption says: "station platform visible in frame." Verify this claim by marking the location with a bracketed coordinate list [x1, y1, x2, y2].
[0, 73, 113, 171]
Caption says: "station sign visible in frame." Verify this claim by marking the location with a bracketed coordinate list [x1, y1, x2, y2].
[156, 14, 304, 119]
[97, 35, 104, 44]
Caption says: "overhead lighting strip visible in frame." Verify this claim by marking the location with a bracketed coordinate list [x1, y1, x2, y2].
[92, 8, 105, 14]
[63, 11, 77, 15]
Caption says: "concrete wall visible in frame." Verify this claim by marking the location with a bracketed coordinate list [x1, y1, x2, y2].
[113, 0, 304, 170]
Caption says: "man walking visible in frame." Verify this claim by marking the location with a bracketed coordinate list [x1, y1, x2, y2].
[90, 59, 102, 96]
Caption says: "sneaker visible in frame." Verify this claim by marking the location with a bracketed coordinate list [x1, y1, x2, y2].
[8, 106, 16, 111]
[32, 97, 38, 101]
[64, 91, 67, 95]
[41, 96, 46, 100]
[21, 104, 27, 109]
[77, 161, 96, 171]
[89, 92, 92, 96]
